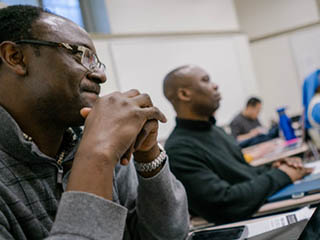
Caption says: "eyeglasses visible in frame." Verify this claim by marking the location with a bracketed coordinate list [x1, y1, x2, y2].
[15, 39, 106, 72]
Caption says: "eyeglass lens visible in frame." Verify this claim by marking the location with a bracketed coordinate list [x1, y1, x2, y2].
[82, 49, 105, 72]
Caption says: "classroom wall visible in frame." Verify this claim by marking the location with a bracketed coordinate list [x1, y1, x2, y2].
[97, 0, 243, 97]
[250, 35, 301, 124]
[235, 0, 320, 126]
[92, 33, 258, 140]
[92, 0, 260, 140]
[234, 0, 319, 39]
[92, 39, 120, 94]
[105, 0, 239, 34]
[290, 25, 320, 81]
[95, 1, 320, 138]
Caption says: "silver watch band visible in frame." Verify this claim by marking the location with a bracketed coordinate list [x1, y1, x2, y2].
[134, 143, 167, 172]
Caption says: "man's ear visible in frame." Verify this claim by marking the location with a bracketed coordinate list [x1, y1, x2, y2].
[0, 41, 27, 75]
[177, 87, 191, 102]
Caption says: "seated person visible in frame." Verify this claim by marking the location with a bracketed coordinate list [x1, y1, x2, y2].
[303, 69, 320, 149]
[230, 97, 264, 141]
[0, 5, 189, 239]
[163, 65, 312, 224]
[230, 97, 278, 148]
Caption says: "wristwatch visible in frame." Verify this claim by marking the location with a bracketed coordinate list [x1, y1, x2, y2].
[134, 143, 167, 173]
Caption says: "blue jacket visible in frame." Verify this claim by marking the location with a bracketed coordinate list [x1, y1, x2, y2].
[303, 70, 320, 129]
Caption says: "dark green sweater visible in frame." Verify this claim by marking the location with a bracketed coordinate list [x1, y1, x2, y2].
[165, 118, 291, 224]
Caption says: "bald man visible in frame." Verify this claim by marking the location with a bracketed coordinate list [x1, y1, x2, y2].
[163, 65, 311, 224]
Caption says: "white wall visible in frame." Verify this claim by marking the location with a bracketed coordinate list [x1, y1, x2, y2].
[96, 0, 319, 133]
[232, 35, 259, 96]
[250, 24, 320, 126]
[290, 25, 320, 82]
[235, 0, 319, 39]
[105, 0, 239, 34]
[250, 36, 302, 125]
[92, 0, 261, 140]
[103, 34, 257, 140]
[235, 0, 320, 126]
[92, 39, 120, 94]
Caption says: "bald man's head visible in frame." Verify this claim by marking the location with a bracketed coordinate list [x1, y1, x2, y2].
[163, 65, 221, 119]
[163, 65, 190, 104]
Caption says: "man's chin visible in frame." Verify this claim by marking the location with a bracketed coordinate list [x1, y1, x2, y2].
[81, 92, 99, 106]
[213, 103, 220, 112]
[81, 96, 98, 109]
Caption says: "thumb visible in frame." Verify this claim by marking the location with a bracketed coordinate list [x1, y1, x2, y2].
[80, 107, 92, 119]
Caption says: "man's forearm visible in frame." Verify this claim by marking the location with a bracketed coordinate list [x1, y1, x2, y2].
[48, 192, 127, 240]
[66, 148, 115, 200]
[135, 161, 189, 239]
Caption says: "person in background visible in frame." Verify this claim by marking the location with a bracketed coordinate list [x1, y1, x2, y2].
[303, 69, 320, 149]
[230, 97, 279, 148]
[0, 5, 189, 239]
[163, 65, 312, 224]
[230, 97, 265, 141]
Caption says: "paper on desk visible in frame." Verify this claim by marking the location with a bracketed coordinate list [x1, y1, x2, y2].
[294, 160, 320, 184]
[304, 160, 320, 174]
[246, 207, 315, 238]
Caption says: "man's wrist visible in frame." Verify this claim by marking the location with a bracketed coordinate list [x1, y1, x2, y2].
[133, 143, 167, 177]
[133, 143, 161, 163]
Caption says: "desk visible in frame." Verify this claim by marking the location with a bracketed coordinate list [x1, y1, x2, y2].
[190, 207, 315, 239]
[190, 193, 320, 228]
[244, 138, 309, 166]
[255, 193, 320, 217]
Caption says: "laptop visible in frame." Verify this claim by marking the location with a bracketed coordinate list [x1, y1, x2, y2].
[267, 161, 320, 202]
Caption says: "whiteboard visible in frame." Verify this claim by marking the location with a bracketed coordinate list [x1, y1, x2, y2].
[109, 35, 255, 140]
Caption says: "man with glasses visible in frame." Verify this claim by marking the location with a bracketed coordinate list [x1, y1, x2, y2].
[14, 39, 106, 72]
[0, 5, 188, 240]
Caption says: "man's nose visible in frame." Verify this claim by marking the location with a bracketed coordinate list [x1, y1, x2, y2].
[87, 70, 107, 84]
[212, 82, 219, 90]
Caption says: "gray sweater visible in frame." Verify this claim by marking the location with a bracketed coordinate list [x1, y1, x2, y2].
[0, 106, 189, 239]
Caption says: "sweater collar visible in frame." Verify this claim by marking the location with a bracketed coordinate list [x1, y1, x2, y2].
[175, 117, 216, 131]
[0, 105, 79, 163]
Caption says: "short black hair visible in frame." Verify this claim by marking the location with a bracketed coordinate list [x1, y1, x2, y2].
[246, 97, 261, 107]
[0, 5, 51, 44]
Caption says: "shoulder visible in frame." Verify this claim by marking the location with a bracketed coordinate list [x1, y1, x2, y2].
[0, 151, 19, 184]
[165, 130, 205, 154]
[230, 113, 244, 124]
